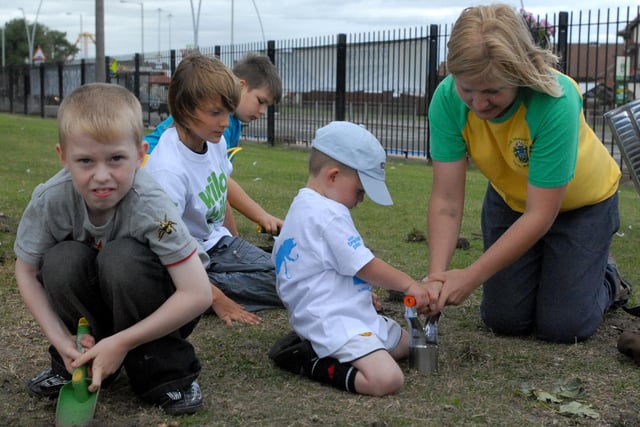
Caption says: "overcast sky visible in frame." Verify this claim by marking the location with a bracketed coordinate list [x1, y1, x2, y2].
[5, 0, 640, 58]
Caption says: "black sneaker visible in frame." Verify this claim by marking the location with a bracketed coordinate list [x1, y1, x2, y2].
[26, 369, 70, 399]
[268, 330, 317, 375]
[609, 255, 633, 309]
[156, 380, 203, 415]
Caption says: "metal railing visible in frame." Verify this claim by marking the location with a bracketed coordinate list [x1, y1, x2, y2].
[1, 6, 639, 165]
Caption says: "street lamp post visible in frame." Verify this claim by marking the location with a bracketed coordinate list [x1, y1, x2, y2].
[190, 0, 202, 49]
[67, 12, 84, 59]
[18, 8, 31, 65]
[157, 8, 162, 55]
[120, 0, 144, 61]
[18, 7, 38, 65]
[167, 13, 173, 51]
[231, 0, 266, 46]
[251, 0, 266, 45]
[19, 0, 43, 66]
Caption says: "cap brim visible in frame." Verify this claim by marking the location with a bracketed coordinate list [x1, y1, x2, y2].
[358, 172, 393, 206]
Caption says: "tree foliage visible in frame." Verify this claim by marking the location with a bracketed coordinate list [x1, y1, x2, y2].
[3, 18, 79, 66]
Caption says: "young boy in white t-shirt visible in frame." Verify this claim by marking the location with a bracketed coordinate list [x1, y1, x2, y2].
[145, 54, 284, 327]
[270, 121, 440, 397]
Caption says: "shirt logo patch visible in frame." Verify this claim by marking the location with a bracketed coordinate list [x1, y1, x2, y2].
[347, 235, 362, 250]
[157, 214, 177, 240]
[510, 138, 530, 167]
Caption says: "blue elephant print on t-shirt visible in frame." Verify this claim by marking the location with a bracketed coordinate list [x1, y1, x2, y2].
[275, 238, 299, 279]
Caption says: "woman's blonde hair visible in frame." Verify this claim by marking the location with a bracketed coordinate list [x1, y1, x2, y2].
[57, 83, 143, 148]
[447, 3, 562, 97]
[169, 53, 241, 128]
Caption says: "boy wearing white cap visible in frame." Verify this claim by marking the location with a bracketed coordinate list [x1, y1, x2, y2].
[270, 121, 439, 396]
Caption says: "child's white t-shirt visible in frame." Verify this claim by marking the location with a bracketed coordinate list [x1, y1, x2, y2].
[272, 188, 389, 358]
[145, 127, 232, 253]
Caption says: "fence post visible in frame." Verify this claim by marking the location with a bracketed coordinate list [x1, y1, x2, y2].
[58, 62, 64, 103]
[104, 58, 111, 85]
[9, 65, 14, 114]
[39, 63, 45, 118]
[556, 12, 568, 73]
[134, 53, 140, 98]
[335, 33, 347, 121]
[267, 40, 276, 145]
[104, 57, 109, 83]
[81, 58, 87, 84]
[426, 24, 439, 161]
[23, 66, 29, 115]
[170, 49, 176, 76]
[215, 46, 221, 58]
[427, 25, 439, 106]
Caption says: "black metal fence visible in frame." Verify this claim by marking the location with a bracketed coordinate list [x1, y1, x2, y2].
[1, 6, 639, 163]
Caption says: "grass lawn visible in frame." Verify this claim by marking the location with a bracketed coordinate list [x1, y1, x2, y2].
[0, 113, 639, 426]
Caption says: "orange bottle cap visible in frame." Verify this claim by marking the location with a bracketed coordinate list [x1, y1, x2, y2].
[404, 295, 417, 307]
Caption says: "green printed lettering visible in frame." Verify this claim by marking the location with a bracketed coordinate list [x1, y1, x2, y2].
[199, 170, 228, 212]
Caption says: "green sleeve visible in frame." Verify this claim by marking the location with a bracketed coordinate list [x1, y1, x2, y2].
[428, 75, 470, 162]
[525, 76, 581, 188]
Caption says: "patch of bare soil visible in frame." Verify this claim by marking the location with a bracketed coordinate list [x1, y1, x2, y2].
[1, 265, 639, 425]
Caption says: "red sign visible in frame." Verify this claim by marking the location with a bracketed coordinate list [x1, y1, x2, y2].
[33, 45, 47, 63]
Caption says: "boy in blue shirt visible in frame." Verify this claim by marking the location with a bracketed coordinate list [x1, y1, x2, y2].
[144, 52, 282, 157]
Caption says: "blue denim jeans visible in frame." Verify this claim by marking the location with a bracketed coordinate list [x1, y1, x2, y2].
[479, 184, 619, 343]
[207, 236, 284, 312]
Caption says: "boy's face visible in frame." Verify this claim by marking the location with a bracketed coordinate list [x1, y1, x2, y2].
[234, 82, 273, 123]
[56, 133, 146, 225]
[188, 94, 232, 145]
[327, 167, 366, 209]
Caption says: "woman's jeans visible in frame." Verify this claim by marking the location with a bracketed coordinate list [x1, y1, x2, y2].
[480, 184, 619, 343]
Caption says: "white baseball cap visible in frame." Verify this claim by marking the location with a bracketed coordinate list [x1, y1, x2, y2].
[311, 121, 393, 206]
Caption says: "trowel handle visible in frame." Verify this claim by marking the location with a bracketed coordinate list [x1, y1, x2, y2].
[73, 317, 91, 402]
[256, 224, 280, 236]
[76, 317, 90, 352]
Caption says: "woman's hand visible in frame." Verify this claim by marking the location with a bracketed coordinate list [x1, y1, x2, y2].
[429, 269, 478, 310]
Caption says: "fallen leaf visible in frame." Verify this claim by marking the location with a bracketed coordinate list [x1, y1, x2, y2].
[559, 401, 599, 419]
[518, 382, 535, 396]
[553, 378, 586, 399]
[534, 390, 562, 403]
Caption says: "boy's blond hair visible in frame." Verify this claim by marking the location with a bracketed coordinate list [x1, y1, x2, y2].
[57, 83, 143, 148]
[447, 3, 562, 97]
[169, 53, 241, 128]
